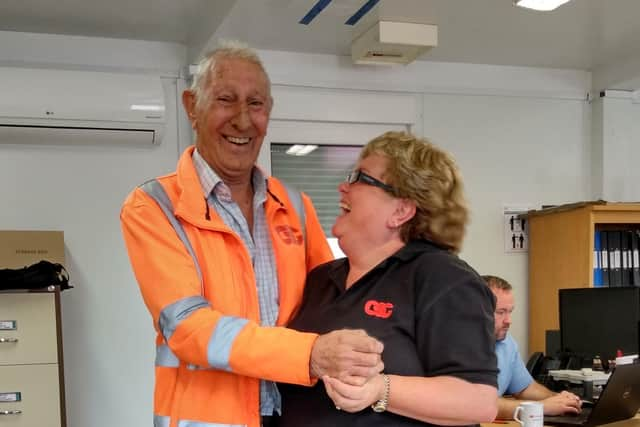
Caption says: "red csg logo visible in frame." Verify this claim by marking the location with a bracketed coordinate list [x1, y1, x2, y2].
[275, 225, 303, 245]
[364, 300, 394, 319]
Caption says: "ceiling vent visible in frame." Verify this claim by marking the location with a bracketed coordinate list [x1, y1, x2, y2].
[351, 21, 438, 65]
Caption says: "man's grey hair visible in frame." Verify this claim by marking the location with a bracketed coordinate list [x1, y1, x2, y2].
[190, 40, 272, 112]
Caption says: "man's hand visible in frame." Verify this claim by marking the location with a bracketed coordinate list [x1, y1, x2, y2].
[542, 391, 582, 415]
[310, 329, 384, 385]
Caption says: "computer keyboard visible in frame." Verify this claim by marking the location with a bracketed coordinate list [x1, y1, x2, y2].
[544, 407, 591, 426]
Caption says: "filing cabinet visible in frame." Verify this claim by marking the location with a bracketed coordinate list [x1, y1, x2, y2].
[0, 288, 66, 427]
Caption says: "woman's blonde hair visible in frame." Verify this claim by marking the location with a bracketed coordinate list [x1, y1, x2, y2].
[360, 131, 469, 253]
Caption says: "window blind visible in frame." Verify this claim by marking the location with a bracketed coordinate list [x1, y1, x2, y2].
[271, 144, 361, 236]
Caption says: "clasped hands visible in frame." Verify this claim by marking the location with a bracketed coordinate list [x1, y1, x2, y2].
[310, 329, 386, 412]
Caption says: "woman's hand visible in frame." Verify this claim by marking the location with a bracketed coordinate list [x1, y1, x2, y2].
[322, 373, 385, 413]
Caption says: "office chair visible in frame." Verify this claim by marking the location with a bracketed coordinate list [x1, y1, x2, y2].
[526, 352, 545, 377]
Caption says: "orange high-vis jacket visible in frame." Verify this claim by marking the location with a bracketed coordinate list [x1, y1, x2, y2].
[120, 146, 333, 427]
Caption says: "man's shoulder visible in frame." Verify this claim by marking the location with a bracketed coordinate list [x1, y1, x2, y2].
[266, 176, 291, 199]
[503, 333, 519, 346]
[122, 172, 177, 208]
[497, 333, 534, 395]
[265, 177, 312, 222]
[267, 176, 303, 194]
[496, 334, 521, 356]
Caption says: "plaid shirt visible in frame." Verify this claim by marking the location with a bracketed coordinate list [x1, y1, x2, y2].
[193, 149, 281, 416]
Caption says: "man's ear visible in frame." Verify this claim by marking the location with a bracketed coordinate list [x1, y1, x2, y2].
[182, 90, 197, 128]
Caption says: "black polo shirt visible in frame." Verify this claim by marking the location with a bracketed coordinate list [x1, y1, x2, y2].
[279, 240, 498, 427]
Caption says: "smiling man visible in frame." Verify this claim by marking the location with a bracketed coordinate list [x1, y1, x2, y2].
[121, 41, 384, 427]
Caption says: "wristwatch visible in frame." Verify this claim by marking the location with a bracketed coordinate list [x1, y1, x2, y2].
[371, 374, 390, 413]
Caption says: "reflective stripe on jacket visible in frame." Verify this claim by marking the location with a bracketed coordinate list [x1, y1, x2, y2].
[120, 146, 333, 427]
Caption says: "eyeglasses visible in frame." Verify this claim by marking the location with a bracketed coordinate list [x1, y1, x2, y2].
[345, 169, 397, 195]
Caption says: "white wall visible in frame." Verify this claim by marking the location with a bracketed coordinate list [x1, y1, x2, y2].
[0, 33, 186, 427]
[591, 97, 604, 199]
[598, 91, 640, 201]
[0, 133, 179, 427]
[0, 33, 594, 426]
[422, 94, 591, 347]
[0, 30, 185, 75]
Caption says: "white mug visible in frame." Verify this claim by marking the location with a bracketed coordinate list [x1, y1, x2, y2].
[513, 401, 543, 427]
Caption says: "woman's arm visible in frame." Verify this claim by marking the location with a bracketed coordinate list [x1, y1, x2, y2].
[323, 373, 498, 425]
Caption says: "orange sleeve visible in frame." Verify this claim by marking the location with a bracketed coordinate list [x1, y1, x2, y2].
[122, 186, 322, 385]
[120, 188, 219, 368]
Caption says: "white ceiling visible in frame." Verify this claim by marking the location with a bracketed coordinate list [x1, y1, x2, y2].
[2, 0, 640, 89]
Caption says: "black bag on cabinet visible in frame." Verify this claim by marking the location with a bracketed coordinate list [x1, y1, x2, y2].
[0, 260, 71, 290]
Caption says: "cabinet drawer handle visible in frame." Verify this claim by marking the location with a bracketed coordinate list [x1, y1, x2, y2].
[0, 338, 18, 343]
[0, 410, 22, 415]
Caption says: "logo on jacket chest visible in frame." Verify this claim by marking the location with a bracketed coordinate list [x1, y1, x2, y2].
[275, 225, 303, 245]
[364, 300, 394, 319]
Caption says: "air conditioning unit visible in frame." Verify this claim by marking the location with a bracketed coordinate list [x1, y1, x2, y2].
[351, 21, 438, 65]
[0, 67, 168, 145]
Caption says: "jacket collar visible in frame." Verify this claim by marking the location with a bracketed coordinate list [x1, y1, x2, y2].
[174, 146, 217, 227]
[173, 145, 285, 228]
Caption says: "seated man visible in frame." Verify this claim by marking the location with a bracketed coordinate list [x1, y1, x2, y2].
[483, 275, 582, 419]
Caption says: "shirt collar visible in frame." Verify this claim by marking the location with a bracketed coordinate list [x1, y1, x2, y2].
[193, 148, 220, 198]
[391, 239, 449, 261]
[192, 148, 268, 203]
[326, 240, 437, 281]
[496, 332, 510, 344]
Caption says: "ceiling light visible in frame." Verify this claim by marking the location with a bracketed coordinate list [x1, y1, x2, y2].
[130, 104, 165, 112]
[286, 144, 318, 156]
[514, 0, 571, 11]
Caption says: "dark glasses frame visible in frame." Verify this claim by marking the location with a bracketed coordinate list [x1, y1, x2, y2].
[346, 169, 398, 195]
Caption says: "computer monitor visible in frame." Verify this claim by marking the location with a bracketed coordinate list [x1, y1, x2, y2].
[559, 287, 640, 364]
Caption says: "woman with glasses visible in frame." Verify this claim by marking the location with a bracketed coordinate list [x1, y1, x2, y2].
[279, 131, 498, 427]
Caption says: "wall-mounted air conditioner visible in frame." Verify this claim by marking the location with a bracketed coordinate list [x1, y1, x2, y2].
[0, 67, 168, 145]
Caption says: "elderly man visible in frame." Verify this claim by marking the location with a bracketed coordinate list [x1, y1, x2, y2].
[121, 41, 383, 427]
[483, 275, 582, 419]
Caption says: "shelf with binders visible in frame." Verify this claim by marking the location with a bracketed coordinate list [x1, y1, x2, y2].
[594, 227, 640, 287]
[527, 201, 640, 355]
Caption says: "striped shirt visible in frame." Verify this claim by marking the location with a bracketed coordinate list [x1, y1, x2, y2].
[193, 148, 281, 416]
